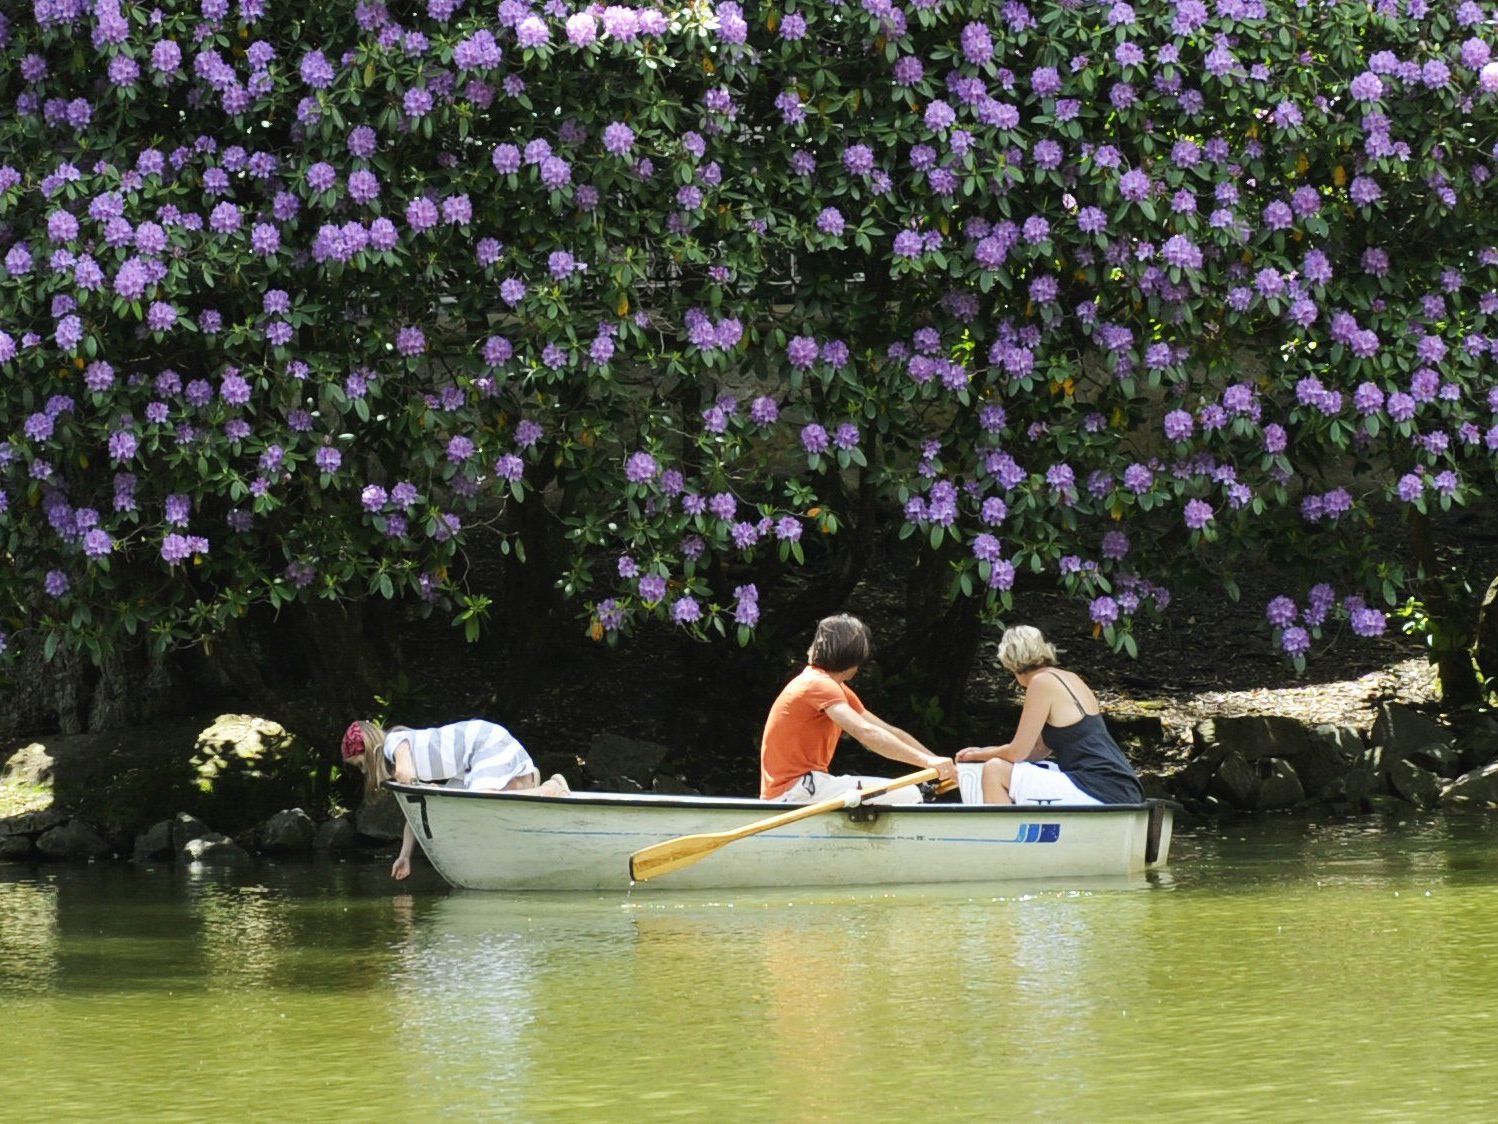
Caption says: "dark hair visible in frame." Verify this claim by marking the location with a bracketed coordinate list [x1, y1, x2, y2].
[807, 614, 872, 673]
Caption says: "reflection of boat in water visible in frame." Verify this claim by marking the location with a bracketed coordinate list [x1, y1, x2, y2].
[388, 784, 1174, 891]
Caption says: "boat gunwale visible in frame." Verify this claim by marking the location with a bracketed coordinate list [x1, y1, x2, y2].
[387, 781, 1168, 815]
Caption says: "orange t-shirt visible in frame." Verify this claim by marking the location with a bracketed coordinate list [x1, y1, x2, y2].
[759, 666, 867, 799]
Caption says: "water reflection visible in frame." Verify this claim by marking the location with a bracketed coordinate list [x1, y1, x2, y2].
[390, 893, 540, 1095]
[0, 874, 59, 995]
[0, 858, 449, 997]
[374, 875, 1166, 1119]
[1, 814, 1496, 1121]
[1170, 812, 1498, 892]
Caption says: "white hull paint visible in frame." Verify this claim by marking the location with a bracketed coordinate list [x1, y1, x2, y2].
[389, 784, 1174, 892]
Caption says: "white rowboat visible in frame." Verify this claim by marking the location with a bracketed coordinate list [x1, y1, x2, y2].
[389, 783, 1175, 892]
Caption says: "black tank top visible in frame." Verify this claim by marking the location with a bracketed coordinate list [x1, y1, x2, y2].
[1038, 671, 1145, 804]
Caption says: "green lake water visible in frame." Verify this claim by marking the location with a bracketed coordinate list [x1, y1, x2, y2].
[3, 814, 1497, 1122]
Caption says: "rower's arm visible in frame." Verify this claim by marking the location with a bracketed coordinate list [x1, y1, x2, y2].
[826, 702, 955, 781]
[861, 709, 932, 758]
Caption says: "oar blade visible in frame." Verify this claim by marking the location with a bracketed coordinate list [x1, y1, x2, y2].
[629, 831, 731, 883]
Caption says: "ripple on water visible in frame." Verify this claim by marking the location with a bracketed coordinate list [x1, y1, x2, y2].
[1, 813, 1497, 1120]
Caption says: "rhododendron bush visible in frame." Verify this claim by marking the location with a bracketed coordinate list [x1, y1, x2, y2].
[1, 0, 1495, 674]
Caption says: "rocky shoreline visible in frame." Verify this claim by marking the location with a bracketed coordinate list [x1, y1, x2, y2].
[3, 704, 1498, 866]
[1166, 703, 1498, 813]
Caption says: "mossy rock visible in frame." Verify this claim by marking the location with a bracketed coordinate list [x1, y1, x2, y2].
[0, 753, 53, 820]
[0, 714, 319, 835]
[188, 714, 320, 825]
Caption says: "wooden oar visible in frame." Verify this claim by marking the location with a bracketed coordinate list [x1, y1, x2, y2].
[628, 767, 939, 883]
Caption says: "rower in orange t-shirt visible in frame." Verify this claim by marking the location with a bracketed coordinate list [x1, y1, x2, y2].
[759, 614, 957, 802]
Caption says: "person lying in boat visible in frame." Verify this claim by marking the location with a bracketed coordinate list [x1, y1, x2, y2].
[341, 718, 571, 880]
[954, 625, 1145, 806]
[760, 613, 957, 804]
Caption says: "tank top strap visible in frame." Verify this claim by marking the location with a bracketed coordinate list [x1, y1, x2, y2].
[1040, 669, 1092, 717]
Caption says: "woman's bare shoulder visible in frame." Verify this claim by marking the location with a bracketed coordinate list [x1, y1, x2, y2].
[1055, 667, 1101, 705]
[1025, 672, 1064, 699]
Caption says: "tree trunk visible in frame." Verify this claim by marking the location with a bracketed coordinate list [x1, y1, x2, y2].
[180, 598, 401, 745]
[1473, 575, 1498, 695]
[880, 552, 984, 730]
[489, 497, 568, 709]
[1410, 511, 1482, 709]
[0, 635, 186, 745]
[769, 471, 881, 639]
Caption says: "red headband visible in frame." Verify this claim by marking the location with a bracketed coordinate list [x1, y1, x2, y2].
[341, 721, 366, 762]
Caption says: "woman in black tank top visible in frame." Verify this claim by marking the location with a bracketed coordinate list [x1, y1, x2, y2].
[955, 626, 1145, 805]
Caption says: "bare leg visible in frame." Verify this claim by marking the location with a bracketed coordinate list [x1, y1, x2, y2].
[981, 759, 1014, 804]
[481, 771, 571, 797]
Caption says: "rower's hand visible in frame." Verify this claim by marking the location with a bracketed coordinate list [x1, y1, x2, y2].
[926, 756, 957, 784]
[394, 765, 415, 784]
[391, 855, 411, 881]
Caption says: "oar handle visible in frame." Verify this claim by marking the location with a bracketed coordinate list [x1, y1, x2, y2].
[829, 766, 941, 807]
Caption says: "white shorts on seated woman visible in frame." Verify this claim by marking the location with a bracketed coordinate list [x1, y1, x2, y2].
[955, 761, 1101, 806]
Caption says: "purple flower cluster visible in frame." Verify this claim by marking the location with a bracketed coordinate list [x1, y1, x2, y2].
[733, 584, 760, 627]
[625, 451, 659, 484]
[161, 533, 209, 565]
[1183, 499, 1213, 530]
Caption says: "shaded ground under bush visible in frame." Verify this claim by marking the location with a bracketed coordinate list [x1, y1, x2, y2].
[8, 510, 1493, 806]
[390, 516, 1486, 797]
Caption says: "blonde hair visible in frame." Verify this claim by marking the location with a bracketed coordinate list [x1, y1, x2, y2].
[997, 626, 1059, 675]
[356, 720, 390, 801]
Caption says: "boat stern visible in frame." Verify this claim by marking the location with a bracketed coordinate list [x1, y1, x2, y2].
[1144, 799, 1175, 867]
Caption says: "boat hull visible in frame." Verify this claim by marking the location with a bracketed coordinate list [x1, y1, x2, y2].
[389, 785, 1174, 892]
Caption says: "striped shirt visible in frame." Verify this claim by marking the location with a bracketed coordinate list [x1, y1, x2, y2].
[384, 720, 534, 789]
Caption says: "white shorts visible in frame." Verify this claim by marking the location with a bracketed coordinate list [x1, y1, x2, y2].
[956, 762, 987, 805]
[1008, 761, 1101, 805]
[957, 761, 1101, 805]
[773, 771, 922, 805]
